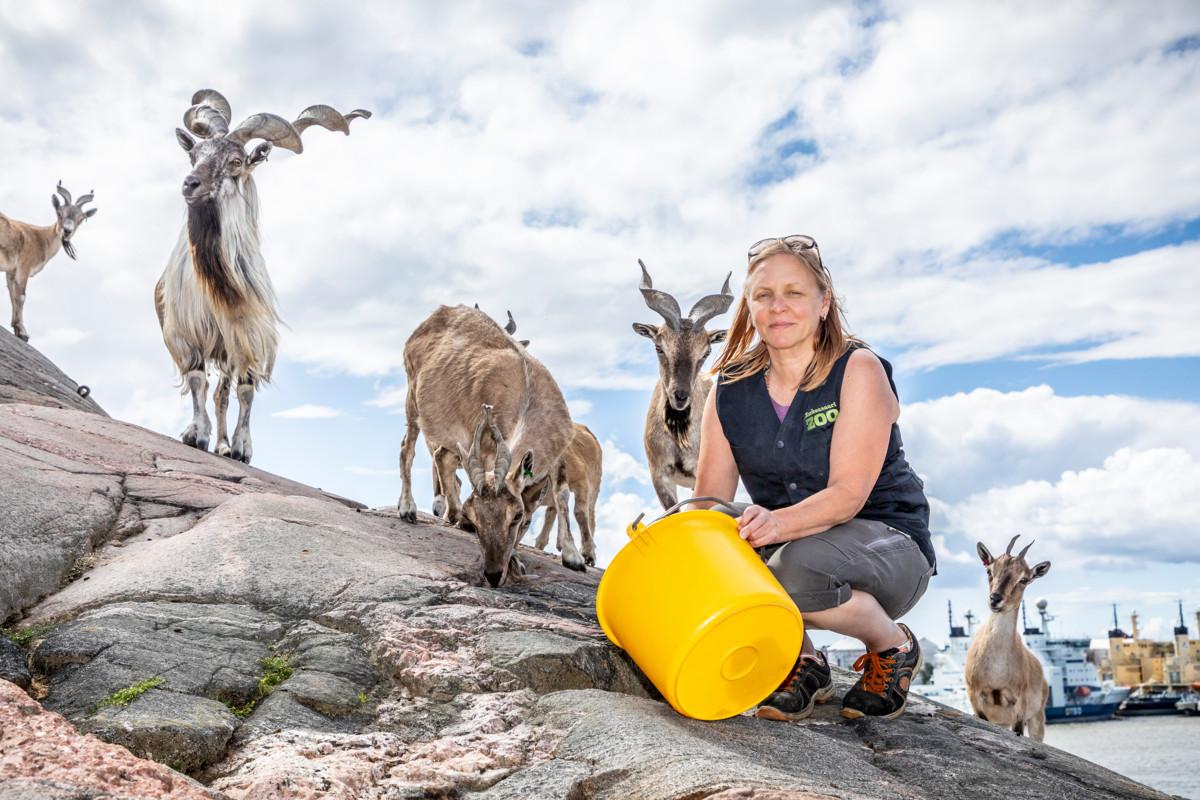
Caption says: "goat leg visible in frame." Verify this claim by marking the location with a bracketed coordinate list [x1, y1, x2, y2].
[7, 272, 29, 342]
[554, 482, 586, 572]
[180, 368, 212, 451]
[213, 374, 232, 457]
[534, 505, 555, 550]
[230, 377, 255, 464]
[397, 384, 421, 523]
[650, 468, 679, 510]
[575, 488, 597, 567]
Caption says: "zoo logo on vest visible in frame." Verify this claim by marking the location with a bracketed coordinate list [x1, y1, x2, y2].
[804, 402, 839, 432]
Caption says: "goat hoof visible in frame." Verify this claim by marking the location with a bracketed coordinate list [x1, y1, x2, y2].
[216, 442, 232, 457]
[16, 333, 29, 342]
[563, 557, 587, 573]
[431, 496, 446, 518]
[231, 450, 250, 464]
[196, 438, 210, 452]
[584, 553, 596, 567]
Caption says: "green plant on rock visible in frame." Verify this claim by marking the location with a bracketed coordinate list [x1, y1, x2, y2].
[257, 654, 292, 697]
[97, 677, 164, 709]
[227, 699, 256, 719]
[2, 622, 54, 647]
[357, 691, 369, 705]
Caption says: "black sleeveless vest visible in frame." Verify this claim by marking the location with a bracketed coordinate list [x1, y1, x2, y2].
[715, 347, 936, 569]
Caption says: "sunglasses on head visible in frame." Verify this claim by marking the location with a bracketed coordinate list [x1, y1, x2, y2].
[747, 234, 819, 260]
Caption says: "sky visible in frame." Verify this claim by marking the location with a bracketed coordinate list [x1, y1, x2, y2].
[2, 0, 1198, 651]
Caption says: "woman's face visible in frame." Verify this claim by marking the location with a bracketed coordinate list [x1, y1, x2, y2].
[747, 252, 830, 351]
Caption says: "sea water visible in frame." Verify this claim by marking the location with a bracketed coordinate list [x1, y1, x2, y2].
[1044, 716, 1199, 799]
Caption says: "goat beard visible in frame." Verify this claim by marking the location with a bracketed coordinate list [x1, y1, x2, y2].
[187, 199, 244, 311]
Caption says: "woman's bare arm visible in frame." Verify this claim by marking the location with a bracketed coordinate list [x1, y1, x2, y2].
[690, 384, 739, 507]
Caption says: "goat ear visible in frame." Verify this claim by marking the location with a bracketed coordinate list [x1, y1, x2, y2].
[248, 142, 272, 166]
[632, 322, 658, 340]
[518, 339, 530, 347]
[1031, 561, 1051, 580]
[976, 542, 993, 566]
[175, 128, 195, 152]
[84, 208, 98, 219]
[709, 328, 728, 345]
[51, 194, 62, 212]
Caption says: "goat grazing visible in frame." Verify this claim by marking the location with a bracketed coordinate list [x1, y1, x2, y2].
[398, 305, 578, 586]
[155, 89, 369, 463]
[529, 421, 602, 567]
[632, 260, 733, 508]
[964, 535, 1052, 741]
[429, 308, 527, 519]
[1, 181, 97, 342]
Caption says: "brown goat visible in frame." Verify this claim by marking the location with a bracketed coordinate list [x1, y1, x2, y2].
[1, 182, 97, 342]
[530, 422, 603, 567]
[964, 535, 1052, 740]
[397, 305, 577, 586]
[632, 261, 732, 509]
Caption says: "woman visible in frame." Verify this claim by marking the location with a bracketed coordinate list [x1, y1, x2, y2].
[693, 235, 936, 721]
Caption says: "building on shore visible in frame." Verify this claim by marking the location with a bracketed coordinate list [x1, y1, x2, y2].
[1099, 603, 1200, 687]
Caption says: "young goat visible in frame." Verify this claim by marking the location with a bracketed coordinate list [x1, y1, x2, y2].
[632, 261, 732, 509]
[1, 182, 97, 342]
[530, 422, 602, 567]
[155, 89, 369, 462]
[964, 535, 1052, 740]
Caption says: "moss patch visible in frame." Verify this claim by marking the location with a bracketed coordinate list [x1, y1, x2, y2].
[97, 677, 165, 709]
[2, 623, 54, 647]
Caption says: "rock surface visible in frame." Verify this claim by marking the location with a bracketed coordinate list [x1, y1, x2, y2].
[0, 325, 106, 414]
[0, 679, 222, 800]
[0, 343, 1183, 800]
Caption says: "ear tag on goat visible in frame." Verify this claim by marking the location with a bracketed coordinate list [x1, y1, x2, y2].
[523, 465, 534, 479]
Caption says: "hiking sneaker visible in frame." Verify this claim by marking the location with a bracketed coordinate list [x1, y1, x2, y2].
[754, 651, 834, 721]
[840, 623, 922, 720]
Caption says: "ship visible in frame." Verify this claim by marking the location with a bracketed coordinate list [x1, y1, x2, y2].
[913, 600, 1129, 723]
[1117, 684, 1184, 716]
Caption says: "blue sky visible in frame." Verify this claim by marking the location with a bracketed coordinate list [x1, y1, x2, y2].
[2, 1, 1198, 649]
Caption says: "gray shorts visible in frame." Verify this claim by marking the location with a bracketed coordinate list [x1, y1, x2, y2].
[762, 518, 933, 618]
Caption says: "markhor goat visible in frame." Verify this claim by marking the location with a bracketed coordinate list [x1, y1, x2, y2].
[1, 181, 97, 342]
[155, 89, 369, 463]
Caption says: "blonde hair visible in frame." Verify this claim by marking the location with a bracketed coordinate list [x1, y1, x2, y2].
[710, 239, 862, 389]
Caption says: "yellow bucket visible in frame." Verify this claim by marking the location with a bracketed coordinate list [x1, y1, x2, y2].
[595, 499, 804, 720]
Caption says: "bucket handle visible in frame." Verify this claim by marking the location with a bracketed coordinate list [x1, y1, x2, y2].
[629, 496, 748, 532]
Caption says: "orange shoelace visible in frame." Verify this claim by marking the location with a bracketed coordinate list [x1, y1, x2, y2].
[851, 652, 897, 695]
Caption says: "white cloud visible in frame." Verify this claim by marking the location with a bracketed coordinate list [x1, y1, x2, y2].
[943, 447, 1200, 566]
[600, 439, 649, 486]
[592, 490, 656, 569]
[273, 404, 344, 419]
[365, 385, 407, 410]
[903, 386, 1200, 503]
[566, 398, 593, 418]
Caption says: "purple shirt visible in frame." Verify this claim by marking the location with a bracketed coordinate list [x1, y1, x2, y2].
[770, 396, 789, 422]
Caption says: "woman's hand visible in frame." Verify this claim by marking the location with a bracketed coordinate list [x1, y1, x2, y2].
[737, 504, 784, 547]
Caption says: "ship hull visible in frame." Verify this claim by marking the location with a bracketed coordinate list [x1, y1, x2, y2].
[1045, 702, 1120, 724]
[1117, 697, 1182, 716]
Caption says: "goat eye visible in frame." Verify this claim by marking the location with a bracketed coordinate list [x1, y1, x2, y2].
[229, 159, 243, 168]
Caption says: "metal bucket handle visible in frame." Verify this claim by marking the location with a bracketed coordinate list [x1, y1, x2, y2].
[630, 496, 749, 532]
